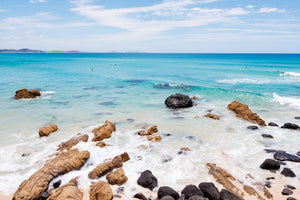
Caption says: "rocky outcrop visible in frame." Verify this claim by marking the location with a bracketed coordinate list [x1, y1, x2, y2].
[14, 88, 41, 99]
[136, 125, 162, 142]
[92, 120, 115, 142]
[281, 123, 299, 130]
[227, 101, 266, 126]
[158, 186, 179, 199]
[203, 113, 220, 120]
[39, 124, 58, 137]
[198, 182, 220, 200]
[181, 185, 204, 199]
[147, 135, 162, 142]
[88, 152, 129, 179]
[57, 134, 88, 151]
[90, 181, 113, 200]
[47, 178, 83, 200]
[137, 170, 158, 190]
[13, 148, 90, 200]
[106, 168, 128, 185]
[260, 159, 280, 170]
[165, 93, 193, 109]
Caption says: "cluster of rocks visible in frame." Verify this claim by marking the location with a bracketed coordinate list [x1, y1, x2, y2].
[14, 88, 41, 99]
[135, 125, 162, 142]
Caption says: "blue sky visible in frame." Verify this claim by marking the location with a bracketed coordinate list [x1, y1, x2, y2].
[0, 0, 299, 52]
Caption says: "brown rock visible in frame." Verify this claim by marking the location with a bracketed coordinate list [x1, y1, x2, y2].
[90, 181, 113, 200]
[192, 96, 199, 100]
[180, 147, 191, 151]
[147, 135, 162, 142]
[39, 124, 58, 137]
[14, 88, 41, 99]
[243, 185, 265, 200]
[206, 163, 244, 197]
[135, 130, 148, 136]
[13, 148, 90, 200]
[106, 168, 128, 185]
[203, 113, 220, 120]
[227, 101, 266, 126]
[96, 142, 107, 148]
[57, 134, 88, 151]
[92, 121, 115, 142]
[47, 178, 83, 200]
[88, 152, 130, 179]
[147, 125, 158, 135]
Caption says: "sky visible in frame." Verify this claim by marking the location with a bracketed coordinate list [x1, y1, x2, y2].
[0, 0, 300, 53]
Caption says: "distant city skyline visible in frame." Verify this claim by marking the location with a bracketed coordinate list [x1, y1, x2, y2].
[0, 0, 299, 53]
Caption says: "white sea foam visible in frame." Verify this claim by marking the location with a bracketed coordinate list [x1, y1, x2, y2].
[41, 91, 56, 95]
[273, 93, 300, 109]
[217, 78, 271, 84]
[280, 71, 300, 77]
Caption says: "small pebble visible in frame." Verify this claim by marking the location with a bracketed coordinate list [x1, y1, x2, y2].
[282, 188, 293, 195]
[261, 134, 273, 139]
[265, 181, 271, 188]
[247, 125, 258, 130]
[266, 177, 275, 180]
[285, 185, 296, 190]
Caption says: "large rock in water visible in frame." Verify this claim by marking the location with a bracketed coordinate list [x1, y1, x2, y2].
[227, 101, 266, 126]
[106, 168, 128, 185]
[57, 134, 88, 151]
[165, 93, 193, 109]
[158, 186, 179, 199]
[181, 185, 204, 199]
[137, 170, 158, 190]
[198, 182, 220, 200]
[260, 159, 280, 170]
[92, 120, 115, 142]
[47, 178, 83, 200]
[39, 124, 58, 137]
[14, 88, 41, 99]
[13, 148, 90, 200]
[90, 181, 113, 200]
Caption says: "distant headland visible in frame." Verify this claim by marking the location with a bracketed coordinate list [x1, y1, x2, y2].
[0, 48, 81, 53]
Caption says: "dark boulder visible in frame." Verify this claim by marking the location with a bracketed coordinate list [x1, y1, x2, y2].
[260, 159, 280, 170]
[268, 122, 278, 127]
[133, 193, 147, 200]
[264, 149, 286, 154]
[282, 188, 293, 195]
[137, 170, 158, 190]
[165, 93, 193, 109]
[281, 168, 296, 177]
[287, 197, 297, 200]
[188, 196, 209, 200]
[285, 185, 296, 190]
[198, 182, 220, 200]
[274, 152, 300, 162]
[294, 117, 300, 120]
[247, 125, 258, 130]
[220, 189, 244, 200]
[261, 134, 273, 139]
[53, 180, 61, 189]
[158, 186, 179, 199]
[181, 185, 204, 199]
[281, 123, 299, 130]
[161, 195, 176, 200]
[297, 151, 300, 156]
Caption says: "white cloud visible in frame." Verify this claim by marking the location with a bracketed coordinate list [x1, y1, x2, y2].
[226, 8, 249, 15]
[246, 5, 255, 9]
[29, 0, 47, 3]
[258, 7, 285, 13]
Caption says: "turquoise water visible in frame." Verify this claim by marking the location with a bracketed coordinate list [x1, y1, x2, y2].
[0, 53, 300, 195]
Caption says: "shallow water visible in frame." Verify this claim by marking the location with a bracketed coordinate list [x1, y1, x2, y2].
[0, 53, 299, 196]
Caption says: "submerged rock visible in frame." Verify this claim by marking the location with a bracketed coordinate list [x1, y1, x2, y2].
[203, 113, 220, 120]
[92, 120, 116, 142]
[274, 152, 300, 162]
[165, 93, 193, 109]
[47, 178, 83, 200]
[13, 148, 90, 200]
[106, 168, 128, 185]
[14, 88, 41, 99]
[88, 152, 129, 179]
[181, 185, 204, 199]
[227, 100, 266, 126]
[260, 159, 281, 170]
[137, 170, 158, 190]
[57, 134, 88, 151]
[281, 168, 296, 177]
[261, 134, 273, 139]
[158, 186, 179, 199]
[281, 123, 299, 130]
[220, 189, 244, 200]
[247, 125, 258, 130]
[39, 124, 58, 137]
[198, 182, 220, 200]
[90, 181, 113, 200]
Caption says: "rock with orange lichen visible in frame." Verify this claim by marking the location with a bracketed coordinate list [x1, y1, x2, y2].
[47, 178, 83, 200]
[90, 181, 113, 200]
[147, 125, 158, 135]
[88, 152, 130, 179]
[92, 120, 115, 142]
[106, 168, 128, 185]
[13, 148, 90, 200]
[14, 88, 41, 99]
[147, 135, 162, 142]
[227, 101, 266, 126]
[57, 134, 88, 151]
[96, 142, 107, 148]
[203, 113, 220, 120]
[39, 124, 58, 137]
[180, 147, 191, 151]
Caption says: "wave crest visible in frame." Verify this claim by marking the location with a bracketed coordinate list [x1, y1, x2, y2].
[273, 93, 300, 109]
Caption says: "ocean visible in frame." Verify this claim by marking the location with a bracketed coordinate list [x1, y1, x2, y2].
[0, 53, 299, 196]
